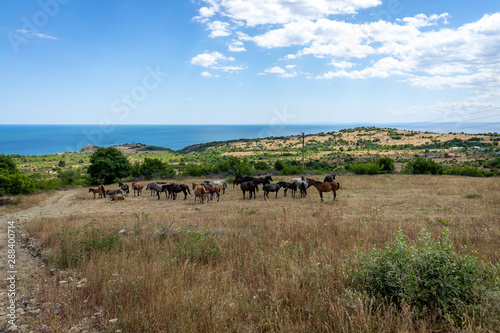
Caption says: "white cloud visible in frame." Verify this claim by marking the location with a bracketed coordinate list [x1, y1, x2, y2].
[16, 29, 57, 39]
[330, 60, 355, 69]
[198, 0, 382, 27]
[207, 20, 231, 38]
[397, 13, 449, 28]
[190, 51, 234, 67]
[264, 66, 286, 74]
[193, 0, 500, 90]
[199, 6, 215, 18]
[228, 40, 246, 52]
[201, 71, 220, 77]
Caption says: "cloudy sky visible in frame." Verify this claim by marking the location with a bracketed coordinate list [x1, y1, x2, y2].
[1, 0, 499, 127]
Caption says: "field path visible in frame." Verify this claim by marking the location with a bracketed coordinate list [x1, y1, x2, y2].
[0, 189, 80, 332]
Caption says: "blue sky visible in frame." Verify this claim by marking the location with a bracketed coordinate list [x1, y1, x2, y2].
[1, 0, 499, 127]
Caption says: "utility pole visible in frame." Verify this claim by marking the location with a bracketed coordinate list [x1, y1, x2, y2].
[301, 132, 305, 169]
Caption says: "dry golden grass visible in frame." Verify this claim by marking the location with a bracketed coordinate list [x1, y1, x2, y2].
[22, 175, 500, 332]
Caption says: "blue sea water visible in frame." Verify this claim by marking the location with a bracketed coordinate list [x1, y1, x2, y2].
[0, 123, 498, 156]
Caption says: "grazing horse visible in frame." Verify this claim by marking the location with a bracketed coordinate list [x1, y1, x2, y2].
[98, 185, 107, 199]
[118, 182, 130, 196]
[146, 183, 169, 200]
[307, 180, 340, 202]
[240, 181, 258, 199]
[192, 183, 208, 204]
[233, 175, 250, 188]
[165, 183, 191, 200]
[203, 184, 221, 202]
[203, 180, 227, 194]
[298, 182, 308, 198]
[263, 182, 285, 200]
[323, 173, 336, 183]
[248, 176, 273, 185]
[88, 187, 103, 199]
[282, 182, 297, 198]
[132, 182, 144, 196]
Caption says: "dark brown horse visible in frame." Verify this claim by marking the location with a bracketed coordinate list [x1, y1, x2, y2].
[240, 181, 258, 199]
[118, 182, 130, 196]
[307, 180, 340, 202]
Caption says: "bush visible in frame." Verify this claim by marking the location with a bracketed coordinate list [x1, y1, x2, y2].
[348, 158, 395, 175]
[403, 157, 444, 175]
[349, 161, 384, 175]
[0, 170, 37, 196]
[87, 147, 131, 184]
[0, 154, 18, 174]
[445, 166, 486, 177]
[349, 228, 499, 317]
[131, 157, 176, 179]
[253, 161, 269, 171]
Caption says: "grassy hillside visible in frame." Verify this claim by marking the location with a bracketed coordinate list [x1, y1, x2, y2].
[8, 174, 499, 332]
[9, 127, 500, 181]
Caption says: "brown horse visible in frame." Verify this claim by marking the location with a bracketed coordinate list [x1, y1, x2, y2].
[192, 183, 208, 204]
[203, 184, 221, 202]
[307, 180, 340, 202]
[240, 181, 258, 199]
[88, 187, 103, 199]
[132, 182, 144, 196]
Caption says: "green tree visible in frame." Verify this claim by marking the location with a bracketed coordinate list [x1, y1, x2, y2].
[0, 154, 17, 174]
[0, 170, 37, 196]
[87, 147, 131, 184]
[375, 157, 395, 173]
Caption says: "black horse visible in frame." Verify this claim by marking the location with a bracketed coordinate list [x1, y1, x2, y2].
[323, 173, 336, 183]
[240, 181, 258, 199]
[118, 182, 130, 196]
[282, 182, 297, 198]
[164, 183, 191, 200]
[263, 182, 285, 200]
[298, 182, 308, 198]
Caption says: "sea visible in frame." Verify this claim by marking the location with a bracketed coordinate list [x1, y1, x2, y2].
[0, 123, 499, 156]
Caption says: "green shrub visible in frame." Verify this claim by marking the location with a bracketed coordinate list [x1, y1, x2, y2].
[87, 147, 131, 184]
[403, 157, 444, 175]
[0, 154, 18, 174]
[445, 166, 486, 177]
[349, 228, 499, 317]
[349, 161, 384, 175]
[0, 170, 37, 196]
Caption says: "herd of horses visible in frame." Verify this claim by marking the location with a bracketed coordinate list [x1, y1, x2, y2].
[88, 173, 340, 204]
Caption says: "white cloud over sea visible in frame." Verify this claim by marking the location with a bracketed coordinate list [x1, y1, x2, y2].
[190, 0, 500, 91]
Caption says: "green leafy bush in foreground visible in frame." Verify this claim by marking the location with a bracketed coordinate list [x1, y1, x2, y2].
[348, 228, 499, 318]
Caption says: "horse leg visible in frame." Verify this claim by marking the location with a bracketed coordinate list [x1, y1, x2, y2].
[157, 191, 160, 200]
[320, 192, 324, 202]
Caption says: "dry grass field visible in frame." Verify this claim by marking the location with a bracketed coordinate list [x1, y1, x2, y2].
[5, 174, 500, 332]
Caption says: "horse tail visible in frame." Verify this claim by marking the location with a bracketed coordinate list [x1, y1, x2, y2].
[337, 182, 340, 190]
[187, 187, 192, 195]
